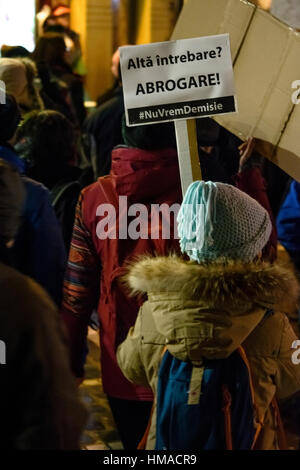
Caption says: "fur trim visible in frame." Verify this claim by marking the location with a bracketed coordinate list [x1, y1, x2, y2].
[125, 255, 300, 313]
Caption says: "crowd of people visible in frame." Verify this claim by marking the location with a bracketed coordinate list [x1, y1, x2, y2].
[0, 3, 299, 452]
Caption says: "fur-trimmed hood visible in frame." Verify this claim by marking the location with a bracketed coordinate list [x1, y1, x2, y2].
[127, 255, 299, 313]
[125, 256, 300, 362]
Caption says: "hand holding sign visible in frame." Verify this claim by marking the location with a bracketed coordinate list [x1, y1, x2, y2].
[238, 138, 255, 172]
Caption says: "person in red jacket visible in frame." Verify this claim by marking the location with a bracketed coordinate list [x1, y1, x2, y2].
[62, 120, 182, 449]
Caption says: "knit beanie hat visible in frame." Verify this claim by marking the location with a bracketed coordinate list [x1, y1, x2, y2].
[177, 181, 272, 262]
[0, 58, 28, 100]
[0, 93, 21, 144]
[0, 159, 25, 243]
[121, 115, 177, 150]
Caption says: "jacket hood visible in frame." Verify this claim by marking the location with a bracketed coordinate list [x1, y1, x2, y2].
[110, 146, 181, 204]
[126, 256, 299, 363]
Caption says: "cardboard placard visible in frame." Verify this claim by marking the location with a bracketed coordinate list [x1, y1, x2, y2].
[120, 35, 236, 126]
[172, 0, 300, 182]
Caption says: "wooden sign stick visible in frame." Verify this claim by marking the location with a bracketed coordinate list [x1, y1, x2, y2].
[174, 119, 202, 196]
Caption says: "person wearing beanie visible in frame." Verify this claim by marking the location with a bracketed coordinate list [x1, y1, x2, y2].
[117, 180, 300, 450]
[61, 119, 182, 449]
[0, 160, 87, 450]
[0, 92, 66, 306]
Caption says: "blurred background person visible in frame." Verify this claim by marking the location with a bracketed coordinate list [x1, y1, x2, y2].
[0, 92, 66, 306]
[83, 48, 124, 178]
[16, 109, 91, 250]
[0, 158, 87, 450]
[32, 33, 85, 125]
[277, 180, 300, 275]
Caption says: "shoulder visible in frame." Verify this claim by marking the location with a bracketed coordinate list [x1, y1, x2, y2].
[22, 176, 51, 206]
[22, 176, 49, 194]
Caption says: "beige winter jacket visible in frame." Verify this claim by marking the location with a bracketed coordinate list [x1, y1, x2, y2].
[117, 256, 300, 450]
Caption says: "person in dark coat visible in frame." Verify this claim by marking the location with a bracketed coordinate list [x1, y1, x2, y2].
[277, 180, 300, 273]
[16, 109, 85, 251]
[83, 49, 124, 177]
[32, 34, 86, 125]
[0, 92, 66, 306]
[0, 159, 87, 449]
[196, 119, 277, 261]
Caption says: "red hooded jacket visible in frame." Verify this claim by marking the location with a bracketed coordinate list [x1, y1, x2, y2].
[62, 146, 182, 400]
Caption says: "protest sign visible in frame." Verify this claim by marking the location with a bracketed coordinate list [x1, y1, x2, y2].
[120, 35, 236, 126]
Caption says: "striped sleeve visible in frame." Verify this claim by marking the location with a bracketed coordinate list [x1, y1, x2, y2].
[61, 192, 101, 377]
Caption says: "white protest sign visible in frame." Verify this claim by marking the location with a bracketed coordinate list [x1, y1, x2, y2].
[120, 34, 237, 126]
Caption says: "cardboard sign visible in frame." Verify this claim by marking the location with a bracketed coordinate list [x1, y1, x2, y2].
[120, 35, 236, 126]
[172, 0, 300, 182]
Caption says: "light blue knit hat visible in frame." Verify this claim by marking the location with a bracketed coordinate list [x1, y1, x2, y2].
[177, 181, 272, 262]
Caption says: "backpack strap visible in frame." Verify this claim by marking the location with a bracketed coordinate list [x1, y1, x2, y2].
[137, 346, 168, 450]
[222, 384, 233, 450]
[51, 180, 81, 208]
[237, 345, 265, 449]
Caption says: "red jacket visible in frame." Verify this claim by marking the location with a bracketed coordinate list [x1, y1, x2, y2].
[62, 146, 182, 400]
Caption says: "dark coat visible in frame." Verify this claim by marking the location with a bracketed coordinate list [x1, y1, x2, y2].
[0, 145, 66, 306]
[83, 86, 124, 177]
[0, 261, 87, 449]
